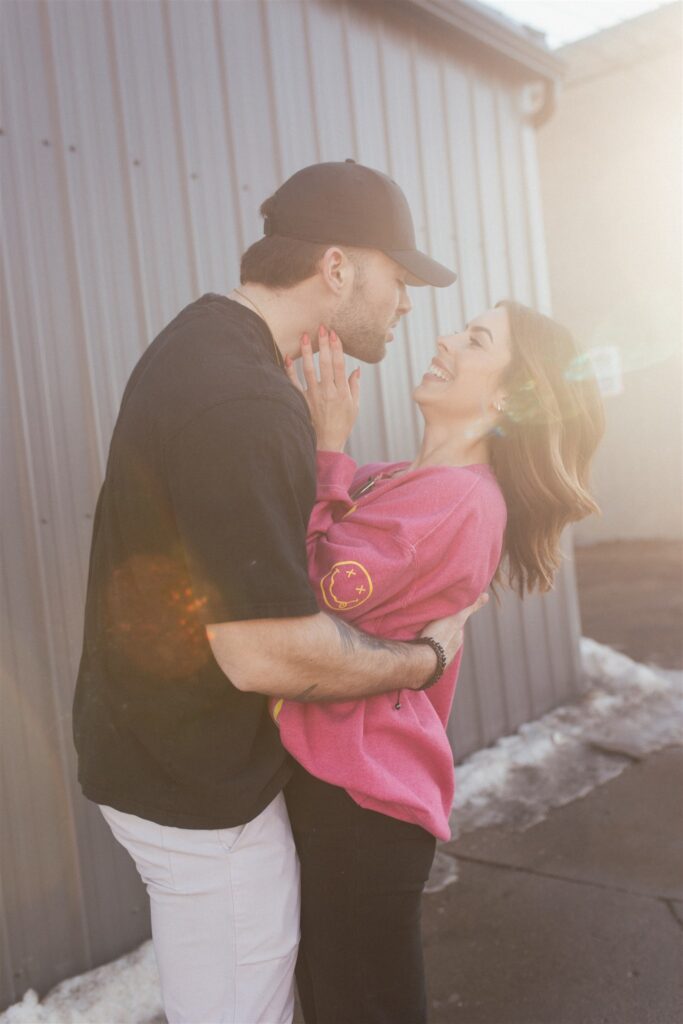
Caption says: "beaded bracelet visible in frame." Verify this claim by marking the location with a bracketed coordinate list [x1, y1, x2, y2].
[410, 635, 448, 690]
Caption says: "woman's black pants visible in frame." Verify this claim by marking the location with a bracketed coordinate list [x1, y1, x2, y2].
[285, 762, 437, 1024]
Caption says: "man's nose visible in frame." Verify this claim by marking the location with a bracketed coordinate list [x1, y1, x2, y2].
[398, 284, 413, 315]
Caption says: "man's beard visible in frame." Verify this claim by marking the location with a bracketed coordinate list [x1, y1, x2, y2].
[328, 278, 390, 365]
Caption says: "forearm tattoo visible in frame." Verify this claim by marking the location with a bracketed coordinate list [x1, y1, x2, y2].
[289, 616, 412, 703]
[327, 614, 403, 654]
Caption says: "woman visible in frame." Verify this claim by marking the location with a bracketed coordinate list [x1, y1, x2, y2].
[277, 300, 604, 1024]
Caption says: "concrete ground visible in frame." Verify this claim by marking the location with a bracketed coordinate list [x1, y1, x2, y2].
[574, 539, 682, 669]
[426, 747, 683, 1024]
[421, 539, 683, 1024]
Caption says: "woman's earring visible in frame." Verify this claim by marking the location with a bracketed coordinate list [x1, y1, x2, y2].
[494, 401, 505, 414]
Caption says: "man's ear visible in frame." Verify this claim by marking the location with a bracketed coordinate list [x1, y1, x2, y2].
[319, 247, 351, 296]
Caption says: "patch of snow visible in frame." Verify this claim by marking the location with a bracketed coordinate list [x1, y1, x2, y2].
[424, 850, 459, 894]
[0, 942, 162, 1024]
[449, 638, 683, 838]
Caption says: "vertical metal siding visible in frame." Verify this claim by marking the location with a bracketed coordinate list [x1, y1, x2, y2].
[335, 4, 394, 465]
[3, 4, 90, 996]
[1, 0, 576, 1006]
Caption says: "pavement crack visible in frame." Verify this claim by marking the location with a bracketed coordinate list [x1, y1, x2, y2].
[452, 852, 670, 900]
[663, 899, 683, 930]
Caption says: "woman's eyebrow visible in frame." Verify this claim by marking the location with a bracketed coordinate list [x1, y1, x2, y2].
[466, 323, 494, 344]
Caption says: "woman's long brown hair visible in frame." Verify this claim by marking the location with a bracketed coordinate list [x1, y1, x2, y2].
[490, 301, 605, 595]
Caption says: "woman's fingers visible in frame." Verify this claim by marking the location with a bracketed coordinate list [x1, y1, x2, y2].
[298, 326, 352, 397]
[300, 333, 318, 391]
[297, 326, 359, 451]
[348, 366, 361, 411]
[317, 326, 335, 388]
[284, 354, 303, 391]
[330, 331, 347, 388]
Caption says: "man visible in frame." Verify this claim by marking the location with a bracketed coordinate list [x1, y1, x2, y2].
[73, 160, 477, 1024]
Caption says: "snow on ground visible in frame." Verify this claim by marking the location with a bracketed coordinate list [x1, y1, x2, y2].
[3, 640, 682, 1022]
[448, 637, 683, 839]
[424, 639, 683, 894]
[0, 942, 162, 1024]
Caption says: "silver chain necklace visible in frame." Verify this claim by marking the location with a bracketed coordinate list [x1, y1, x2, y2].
[232, 290, 284, 369]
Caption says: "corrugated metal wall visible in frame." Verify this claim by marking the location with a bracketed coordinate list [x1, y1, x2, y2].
[0, 0, 580, 1006]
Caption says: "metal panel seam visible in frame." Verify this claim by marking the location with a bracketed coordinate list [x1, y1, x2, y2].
[438, 58, 467, 321]
[212, 0, 247, 257]
[257, 0, 283, 186]
[160, 0, 201, 299]
[300, 1, 323, 164]
[102, 0, 152, 346]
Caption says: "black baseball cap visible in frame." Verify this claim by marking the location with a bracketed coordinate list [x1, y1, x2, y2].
[263, 159, 457, 287]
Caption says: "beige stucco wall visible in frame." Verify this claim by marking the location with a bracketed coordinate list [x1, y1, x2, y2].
[537, 7, 682, 544]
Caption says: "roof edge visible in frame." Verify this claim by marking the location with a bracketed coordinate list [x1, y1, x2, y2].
[398, 0, 565, 81]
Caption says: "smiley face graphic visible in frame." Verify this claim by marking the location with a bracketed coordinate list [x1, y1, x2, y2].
[320, 561, 373, 611]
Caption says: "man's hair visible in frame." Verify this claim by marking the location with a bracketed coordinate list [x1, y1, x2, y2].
[240, 196, 371, 289]
[240, 196, 329, 288]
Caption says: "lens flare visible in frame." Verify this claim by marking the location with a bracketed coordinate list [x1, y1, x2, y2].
[105, 553, 220, 678]
[568, 297, 681, 382]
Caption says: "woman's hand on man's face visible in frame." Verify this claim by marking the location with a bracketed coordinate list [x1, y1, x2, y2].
[285, 325, 361, 452]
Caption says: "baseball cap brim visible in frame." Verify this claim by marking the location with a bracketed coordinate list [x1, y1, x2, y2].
[387, 249, 457, 288]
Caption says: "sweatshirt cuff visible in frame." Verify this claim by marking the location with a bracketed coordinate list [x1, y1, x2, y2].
[315, 450, 358, 489]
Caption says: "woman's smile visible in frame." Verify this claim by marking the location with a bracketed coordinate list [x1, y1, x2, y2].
[423, 358, 454, 383]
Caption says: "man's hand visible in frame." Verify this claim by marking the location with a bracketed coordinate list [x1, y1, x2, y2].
[421, 592, 489, 667]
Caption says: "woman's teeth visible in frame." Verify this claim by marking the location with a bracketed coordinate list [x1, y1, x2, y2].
[426, 363, 452, 382]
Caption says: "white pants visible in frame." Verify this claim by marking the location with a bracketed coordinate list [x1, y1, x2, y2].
[100, 792, 300, 1024]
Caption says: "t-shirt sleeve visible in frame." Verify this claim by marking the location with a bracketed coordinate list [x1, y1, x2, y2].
[165, 397, 319, 623]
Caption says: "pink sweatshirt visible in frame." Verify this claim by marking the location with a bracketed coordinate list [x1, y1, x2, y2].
[274, 450, 507, 840]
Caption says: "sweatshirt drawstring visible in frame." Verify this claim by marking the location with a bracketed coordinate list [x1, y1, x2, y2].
[394, 690, 402, 710]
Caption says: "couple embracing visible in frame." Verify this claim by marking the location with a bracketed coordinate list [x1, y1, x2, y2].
[73, 160, 603, 1024]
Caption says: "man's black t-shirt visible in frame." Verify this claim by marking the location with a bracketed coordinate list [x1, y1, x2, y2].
[73, 294, 318, 828]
